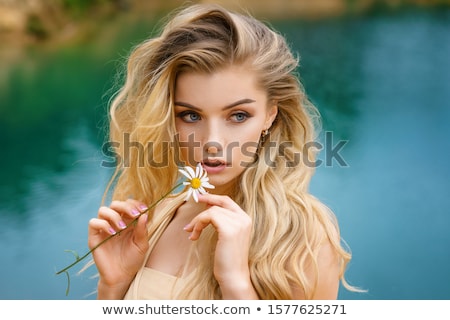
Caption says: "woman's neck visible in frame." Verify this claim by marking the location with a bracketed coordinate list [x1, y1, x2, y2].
[209, 178, 236, 197]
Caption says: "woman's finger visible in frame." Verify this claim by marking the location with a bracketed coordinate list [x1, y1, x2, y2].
[132, 213, 149, 253]
[185, 206, 231, 240]
[98, 206, 128, 232]
[109, 200, 146, 220]
[197, 193, 242, 212]
[88, 218, 116, 248]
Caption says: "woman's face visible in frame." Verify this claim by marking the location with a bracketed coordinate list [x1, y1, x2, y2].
[174, 64, 277, 193]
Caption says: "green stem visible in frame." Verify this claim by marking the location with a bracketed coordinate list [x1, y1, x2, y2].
[55, 182, 183, 276]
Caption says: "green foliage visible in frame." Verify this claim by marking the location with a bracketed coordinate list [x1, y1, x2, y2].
[62, 0, 110, 16]
[26, 14, 49, 39]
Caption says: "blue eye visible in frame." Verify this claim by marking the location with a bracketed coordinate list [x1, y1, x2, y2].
[231, 112, 249, 123]
[177, 111, 201, 123]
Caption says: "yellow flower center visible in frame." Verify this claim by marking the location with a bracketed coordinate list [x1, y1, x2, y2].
[190, 178, 201, 189]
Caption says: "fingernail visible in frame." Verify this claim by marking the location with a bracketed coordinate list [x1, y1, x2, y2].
[109, 228, 116, 235]
[139, 205, 148, 212]
[131, 209, 140, 216]
[183, 224, 190, 230]
[119, 221, 126, 229]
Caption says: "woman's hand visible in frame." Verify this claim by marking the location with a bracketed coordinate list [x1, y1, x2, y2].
[88, 199, 149, 299]
[183, 193, 259, 299]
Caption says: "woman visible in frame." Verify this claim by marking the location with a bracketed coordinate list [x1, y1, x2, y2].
[88, 3, 355, 299]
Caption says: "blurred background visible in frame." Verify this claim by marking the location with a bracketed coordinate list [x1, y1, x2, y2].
[0, 0, 449, 300]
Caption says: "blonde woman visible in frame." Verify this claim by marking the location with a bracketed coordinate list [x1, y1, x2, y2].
[88, 4, 355, 299]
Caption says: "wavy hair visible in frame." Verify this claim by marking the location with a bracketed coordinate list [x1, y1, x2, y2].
[105, 4, 356, 299]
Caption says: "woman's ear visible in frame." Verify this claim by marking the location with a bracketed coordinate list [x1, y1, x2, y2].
[265, 103, 278, 130]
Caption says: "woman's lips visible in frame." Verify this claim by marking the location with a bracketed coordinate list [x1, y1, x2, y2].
[202, 159, 227, 174]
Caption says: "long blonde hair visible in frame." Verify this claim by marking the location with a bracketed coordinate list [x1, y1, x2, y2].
[105, 3, 355, 299]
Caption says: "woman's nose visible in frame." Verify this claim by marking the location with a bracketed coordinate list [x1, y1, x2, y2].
[203, 140, 222, 156]
[203, 122, 224, 155]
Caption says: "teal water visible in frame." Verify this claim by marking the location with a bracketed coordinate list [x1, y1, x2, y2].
[1, 8, 449, 299]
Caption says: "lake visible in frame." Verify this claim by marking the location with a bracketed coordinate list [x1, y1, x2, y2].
[0, 6, 449, 299]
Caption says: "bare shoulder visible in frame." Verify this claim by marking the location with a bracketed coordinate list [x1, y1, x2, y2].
[315, 237, 341, 299]
[291, 223, 341, 300]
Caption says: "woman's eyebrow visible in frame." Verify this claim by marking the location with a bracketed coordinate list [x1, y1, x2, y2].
[174, 98, 256, 111]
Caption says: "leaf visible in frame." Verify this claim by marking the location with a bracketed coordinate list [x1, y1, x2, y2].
[64, 271, 71, 296]
[64, 249, 80, 261]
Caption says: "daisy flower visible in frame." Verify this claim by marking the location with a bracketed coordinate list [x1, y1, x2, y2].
[179, 163, 215, 202]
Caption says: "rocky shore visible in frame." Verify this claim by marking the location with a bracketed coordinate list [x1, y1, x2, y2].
[1, 0, 448, 45]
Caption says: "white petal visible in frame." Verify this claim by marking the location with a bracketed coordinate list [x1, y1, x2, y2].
[185, 166, 196, 179]
[195, 163, 201, 177]
[202, 181, 215, 189]
[183, 181, 191, 186]
[185, 188, 193, 201]
[198, 186, 206, 194]
[197, 163, 204, 177]
[193, 189, 199, 202]
[179, 168, 192, 180]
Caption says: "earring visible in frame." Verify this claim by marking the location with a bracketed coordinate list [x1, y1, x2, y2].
[260, 129, 269, 145]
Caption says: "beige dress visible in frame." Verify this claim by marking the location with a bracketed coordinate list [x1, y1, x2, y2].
[124, 267, 188, 299]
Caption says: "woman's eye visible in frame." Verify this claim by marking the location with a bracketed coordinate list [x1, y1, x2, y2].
[178, 111, 201, 123]
[230, 112, 249, 123]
